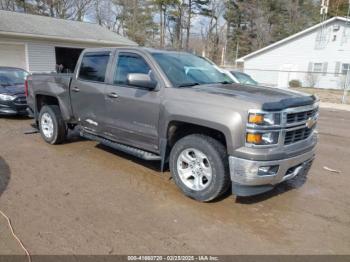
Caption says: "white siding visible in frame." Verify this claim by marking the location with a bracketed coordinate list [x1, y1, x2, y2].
[243, 20, 350, 89]
[0, 36, 125, 74]
[27, 43, 56, 73]
[0, 43, 26, 69]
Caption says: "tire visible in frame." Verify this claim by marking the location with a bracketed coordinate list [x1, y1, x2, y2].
[169, 134, 230, 202]
[38, 105, 67, 145]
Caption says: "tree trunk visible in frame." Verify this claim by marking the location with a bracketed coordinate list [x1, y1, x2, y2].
[163, 6, 167, 47]
[186, 0, 192, 50]
[159, 4, 164, 48]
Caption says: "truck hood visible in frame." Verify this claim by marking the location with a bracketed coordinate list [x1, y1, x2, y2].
[0, 84, 25, 96]
[189, 83, 316, 111]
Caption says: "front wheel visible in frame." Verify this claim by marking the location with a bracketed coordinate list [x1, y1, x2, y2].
[169, 134, 230, 202]
[38, 105, 67, 144]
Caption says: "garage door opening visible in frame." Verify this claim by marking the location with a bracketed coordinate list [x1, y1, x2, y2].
[55, 47, 83, 73]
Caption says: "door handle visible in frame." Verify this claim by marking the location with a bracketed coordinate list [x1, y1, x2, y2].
[72, 87, 80, 92]
[108, 92, 119, 98]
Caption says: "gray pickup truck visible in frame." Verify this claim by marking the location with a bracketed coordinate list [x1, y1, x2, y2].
[26, 47, 318, 202]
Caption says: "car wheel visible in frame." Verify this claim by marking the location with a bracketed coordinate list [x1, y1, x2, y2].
[39, 105, 67, 144]
[169, 134, 230, 202]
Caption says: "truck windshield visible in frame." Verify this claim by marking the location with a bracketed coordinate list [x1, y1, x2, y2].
[231, 71, 258, 85]
[152, 52, 233, 87]
[0, 68, 28, 87]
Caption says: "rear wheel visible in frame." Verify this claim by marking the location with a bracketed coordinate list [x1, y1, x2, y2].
[169, 134, 230, 202]
[38, 105, 67, 144]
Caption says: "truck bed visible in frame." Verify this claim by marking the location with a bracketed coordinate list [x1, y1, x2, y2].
[27, 73, 74, 121]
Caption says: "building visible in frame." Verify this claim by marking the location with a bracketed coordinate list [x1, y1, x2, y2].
[237, 17, 350, 89]
[0, 10, 137, 73]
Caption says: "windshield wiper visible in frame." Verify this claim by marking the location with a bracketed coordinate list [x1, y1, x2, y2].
[217, 81, 232, 85]
[178, 82, 201, 88]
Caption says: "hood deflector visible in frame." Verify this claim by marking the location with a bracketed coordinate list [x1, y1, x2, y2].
[262, 95, 317, 111]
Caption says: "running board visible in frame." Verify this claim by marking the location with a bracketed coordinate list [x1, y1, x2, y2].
[80, 131, 161, 161]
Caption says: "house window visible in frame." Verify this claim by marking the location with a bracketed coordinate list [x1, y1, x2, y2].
[342, 63, 350, 75]
[313, 63, 323, 73]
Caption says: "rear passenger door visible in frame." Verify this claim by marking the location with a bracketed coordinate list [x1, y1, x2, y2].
[104, 51, 162, 153]
[71, 51, 111, 134]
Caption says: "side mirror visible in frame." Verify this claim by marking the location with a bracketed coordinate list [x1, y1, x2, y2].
[127, 73, 157, 89]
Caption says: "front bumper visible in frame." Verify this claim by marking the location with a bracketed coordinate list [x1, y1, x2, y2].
[229, 148, 315, 196]
[0, 97, 28, 115]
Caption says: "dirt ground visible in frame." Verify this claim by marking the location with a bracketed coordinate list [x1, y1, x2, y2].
[0, 108, 349, 255]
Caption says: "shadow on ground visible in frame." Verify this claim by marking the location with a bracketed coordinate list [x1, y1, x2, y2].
[56, 127, 312, 204]
[96, 142, 310, 203]
[0, 156, 10, 198]
[236, 172, 308, 204]
[65, 128, 88, 144]
[0, 115, 30, 121]
[95, 143, 162, 172]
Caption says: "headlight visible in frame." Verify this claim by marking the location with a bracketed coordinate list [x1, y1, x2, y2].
[248, 112, 280, 126]
[246, 132, 279, 145]
[0, 94, 16, 101]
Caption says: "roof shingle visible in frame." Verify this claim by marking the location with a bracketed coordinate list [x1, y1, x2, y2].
[0, 10, 137, 46]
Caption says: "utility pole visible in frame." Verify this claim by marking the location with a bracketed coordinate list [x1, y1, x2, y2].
[342, 68, 350, 104]
[342, 1, 350, 104]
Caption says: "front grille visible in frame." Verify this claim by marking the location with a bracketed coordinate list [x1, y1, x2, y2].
[14, 96, 27, 105]
[284, 127, 314, 145]
[286, 109, 317, 124]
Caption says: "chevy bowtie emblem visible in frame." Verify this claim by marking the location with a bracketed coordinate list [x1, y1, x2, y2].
[306, 117, 316, 129]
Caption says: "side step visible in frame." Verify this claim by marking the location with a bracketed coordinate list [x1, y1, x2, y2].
[80, 131, 161, 161]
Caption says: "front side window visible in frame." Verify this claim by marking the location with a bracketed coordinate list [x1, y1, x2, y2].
[152, 52, 233, 87]
[342, 63, 350, 75]
[114, 52, 152, 86]
[79, 52, 110, 82]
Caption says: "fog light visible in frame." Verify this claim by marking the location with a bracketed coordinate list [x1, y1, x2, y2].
[246, 133, 262, 144]
[258, 165, 279, 176]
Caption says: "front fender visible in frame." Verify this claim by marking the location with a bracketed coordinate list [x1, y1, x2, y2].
[159, 103, 245, 155]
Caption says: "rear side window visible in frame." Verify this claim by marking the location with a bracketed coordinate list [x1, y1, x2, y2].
[79, 52, 110, 82]
[114, 52, 151, 85]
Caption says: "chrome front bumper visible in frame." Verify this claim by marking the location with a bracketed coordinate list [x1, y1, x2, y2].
[229, 148, 315, 196]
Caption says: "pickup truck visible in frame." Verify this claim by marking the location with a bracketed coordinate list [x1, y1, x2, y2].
[26, 47, 318, 202]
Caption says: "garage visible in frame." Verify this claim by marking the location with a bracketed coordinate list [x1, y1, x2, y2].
[55, 47, 84, 73]
[0, 43, 26, 69]
[0, 10, 137, 73]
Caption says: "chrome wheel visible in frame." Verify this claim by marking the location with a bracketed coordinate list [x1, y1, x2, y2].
[40, 112, 54, 139]
[176, 148, 213, 191]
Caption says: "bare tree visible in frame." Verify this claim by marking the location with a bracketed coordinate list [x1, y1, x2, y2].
[200, 0, 225, 63]
[73, 0, 93, 21]
[0, 0, 19, 11]
[305, 72, 319, 88]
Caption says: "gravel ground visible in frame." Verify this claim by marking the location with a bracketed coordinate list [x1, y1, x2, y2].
[0, 109, 349, 255]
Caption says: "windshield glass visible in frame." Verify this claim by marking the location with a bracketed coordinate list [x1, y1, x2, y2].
[0, 68, 28, 87]
[152, 52, 233, 87]
[231, 71, 258, 85]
